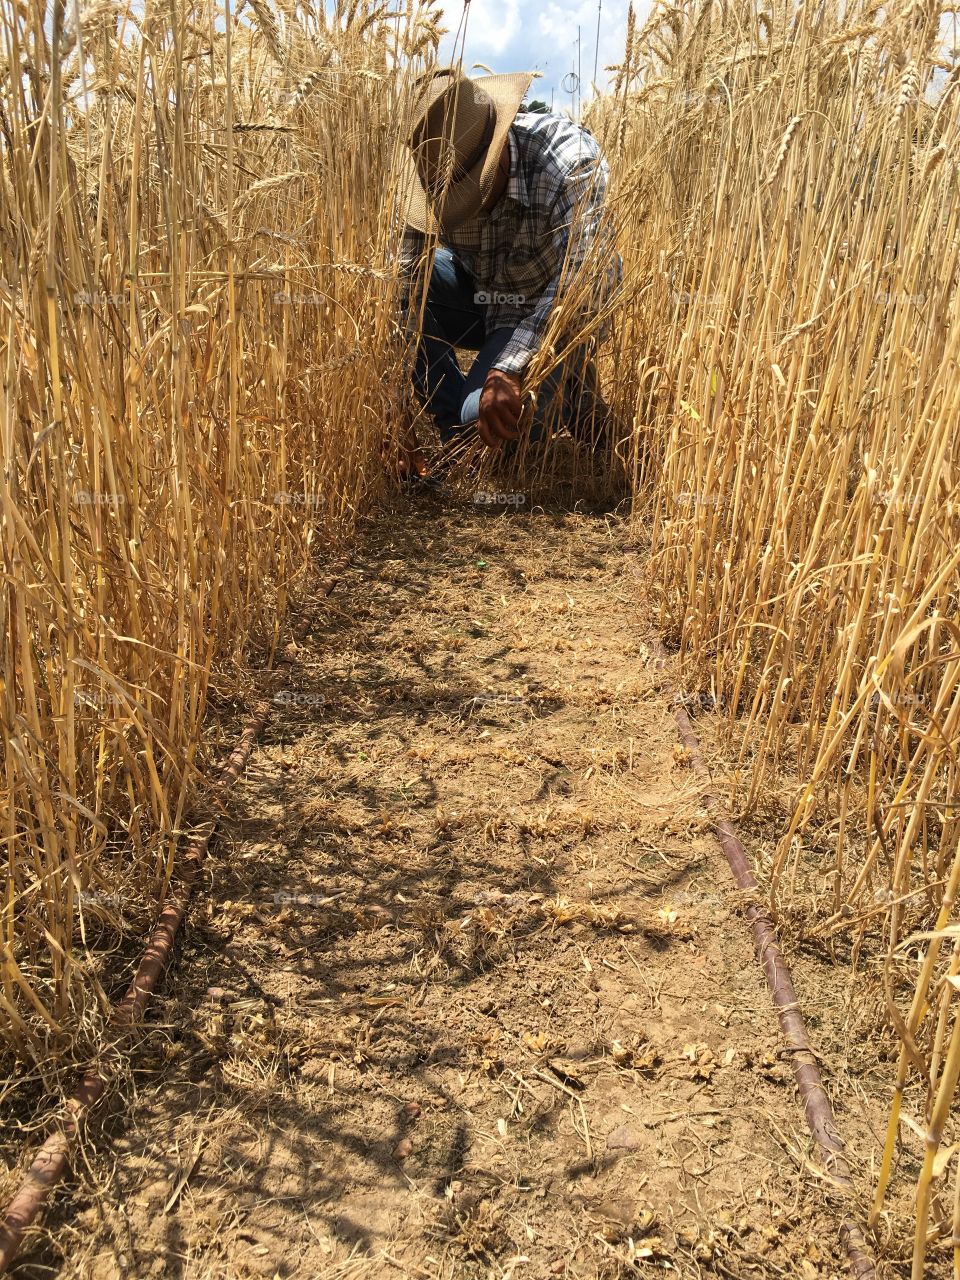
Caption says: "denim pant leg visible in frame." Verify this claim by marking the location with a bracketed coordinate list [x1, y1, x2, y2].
[459, 332, 599, 445]
[412, 249, 486, 442]
[557, 346, 606, 442]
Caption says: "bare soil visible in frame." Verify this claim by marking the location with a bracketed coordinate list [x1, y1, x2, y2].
[10, 500, 917, 1278]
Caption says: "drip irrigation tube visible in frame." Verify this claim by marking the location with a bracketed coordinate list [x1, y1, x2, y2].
[0, 724, 264, 1271]
[648, 635, 877, 1279]
[0, 561, 347, 1274]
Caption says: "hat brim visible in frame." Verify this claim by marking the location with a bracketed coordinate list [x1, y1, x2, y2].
[399, 71, 535, 235]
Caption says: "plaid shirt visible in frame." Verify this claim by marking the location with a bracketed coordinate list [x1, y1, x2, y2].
[401, 111, 617, 376]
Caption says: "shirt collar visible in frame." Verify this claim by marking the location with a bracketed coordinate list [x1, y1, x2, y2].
[475, 126, 527, 225]
[504, 127, 529, 207]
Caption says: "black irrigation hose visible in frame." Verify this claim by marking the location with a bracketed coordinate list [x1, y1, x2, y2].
[646, 630, 877, 1279]
[0, 560, 348, 1274]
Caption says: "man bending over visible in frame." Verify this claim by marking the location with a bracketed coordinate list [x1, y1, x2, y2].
[399, 68, 619, 456]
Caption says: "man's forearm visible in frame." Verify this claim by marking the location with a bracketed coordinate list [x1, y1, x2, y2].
[491, 154, 613, 376]
[490, 279, 559, 376]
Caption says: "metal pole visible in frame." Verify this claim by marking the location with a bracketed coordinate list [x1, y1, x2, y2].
[576, 25, 581, 114]
[593, 0, 602, 88]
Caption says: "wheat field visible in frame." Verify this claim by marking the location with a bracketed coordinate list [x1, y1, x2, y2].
[583, 0, 960, 1269]
[2, 0, 960, 1271]
[0, 0, 434, 1056]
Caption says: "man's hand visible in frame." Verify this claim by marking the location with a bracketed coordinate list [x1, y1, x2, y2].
[477, 369, 522, 448]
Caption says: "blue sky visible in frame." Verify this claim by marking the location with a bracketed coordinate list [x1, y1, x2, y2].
[435, 2, 960, 108]
[437, 0, 642, 108]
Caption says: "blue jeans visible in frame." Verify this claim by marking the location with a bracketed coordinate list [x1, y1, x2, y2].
[411, 248, 601, 446]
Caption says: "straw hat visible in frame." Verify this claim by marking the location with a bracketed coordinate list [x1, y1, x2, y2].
[402, 67, 535, 233]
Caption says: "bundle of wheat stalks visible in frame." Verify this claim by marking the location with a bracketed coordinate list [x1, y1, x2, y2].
[0, 0, 438, 1079]
[583, 0, 960, 1270]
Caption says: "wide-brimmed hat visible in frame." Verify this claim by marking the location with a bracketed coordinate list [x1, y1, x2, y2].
[401, 67, 534, 233]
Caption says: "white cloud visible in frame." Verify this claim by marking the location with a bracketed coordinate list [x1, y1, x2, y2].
[441, 0, 523, 62]
[438, 0, 648, 103]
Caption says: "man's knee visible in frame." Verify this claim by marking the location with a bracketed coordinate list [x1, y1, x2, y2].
[424, 248, 472, 311]
[410, 254, 485, 352]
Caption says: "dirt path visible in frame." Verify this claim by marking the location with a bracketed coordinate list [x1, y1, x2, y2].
[52, 503, 853, 1279]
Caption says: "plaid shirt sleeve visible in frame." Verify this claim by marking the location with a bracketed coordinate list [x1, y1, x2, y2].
[492, 148, 612, 377]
